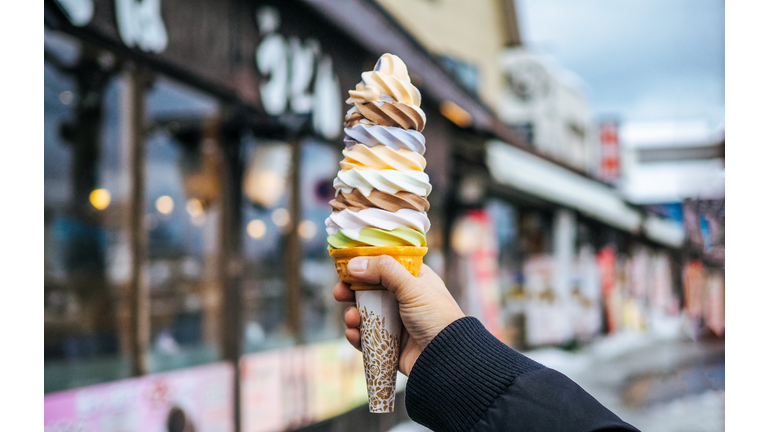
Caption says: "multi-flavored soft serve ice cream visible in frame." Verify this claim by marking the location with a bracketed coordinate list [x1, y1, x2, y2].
[326, 53, 431, 249]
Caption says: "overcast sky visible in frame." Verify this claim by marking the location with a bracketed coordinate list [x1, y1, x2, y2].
[515, 0, 724, 129]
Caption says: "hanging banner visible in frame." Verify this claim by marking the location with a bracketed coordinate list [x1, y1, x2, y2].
[44, 362, 234, 432]
[597, 247, 621, 333]
[523, 255, 570, 346]
[456, 209, 504, 340]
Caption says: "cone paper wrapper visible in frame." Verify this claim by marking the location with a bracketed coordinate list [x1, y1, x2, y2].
[356, 290, 401, 413]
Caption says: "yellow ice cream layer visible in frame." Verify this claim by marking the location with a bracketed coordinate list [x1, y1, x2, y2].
[327, 227, 426, 249]
[340, 144, 426, 172]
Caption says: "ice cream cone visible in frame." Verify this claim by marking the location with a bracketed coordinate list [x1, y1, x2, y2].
[329, 246, 427, 291]
[329, 246, 426, 413]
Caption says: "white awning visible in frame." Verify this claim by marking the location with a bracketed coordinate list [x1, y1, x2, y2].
[486, 140, 643, 233]
[643, 216, 685, 248]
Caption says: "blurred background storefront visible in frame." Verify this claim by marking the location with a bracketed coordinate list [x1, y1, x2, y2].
[44, 0, 724, 431]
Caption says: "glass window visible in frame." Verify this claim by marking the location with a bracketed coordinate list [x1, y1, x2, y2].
[144, 76, 223, 373]
[241, 136, 293, 352]
[239, 137, 343, 352]
[44, 30, 131, 392]
[300, 140, 344, 343]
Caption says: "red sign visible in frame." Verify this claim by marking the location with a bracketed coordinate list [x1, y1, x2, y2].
[599, 121, 620, 181]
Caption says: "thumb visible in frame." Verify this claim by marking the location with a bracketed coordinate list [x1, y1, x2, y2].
[347, 255, 420, 298]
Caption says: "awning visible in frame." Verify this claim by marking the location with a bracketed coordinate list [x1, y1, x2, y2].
[486, 139, 643, 233]
[643, 215, 685, 249]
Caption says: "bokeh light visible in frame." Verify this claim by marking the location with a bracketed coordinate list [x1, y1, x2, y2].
[247, 219, 266, 239]
[156, 196, 174, 214]
[271, 208, 290, 227]
[59, 90, 73, 105]
[186, 198, 204, 217]
[89, 189, 111, 210]
[297, 220, 317, 239]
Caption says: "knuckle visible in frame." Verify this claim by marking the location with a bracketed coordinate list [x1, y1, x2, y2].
[375, 255, 399, 273]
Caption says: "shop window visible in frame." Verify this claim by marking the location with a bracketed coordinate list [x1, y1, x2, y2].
[300, 140, 344, 343]
[44, 30, 131, 392]
[241, 137, 293, 352]
[144, 77, 223, 372]
[241, 137, 296, 352]
[239, 137, 343, 351]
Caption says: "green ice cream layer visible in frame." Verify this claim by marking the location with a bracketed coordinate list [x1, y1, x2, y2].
[327, 227, 426, 249]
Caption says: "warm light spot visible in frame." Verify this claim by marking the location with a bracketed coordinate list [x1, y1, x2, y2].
[440, 100, 473, 128]
[247, 219, 266, 239]
[156, 196, 174, 214]
[450, 217, 482, 255]
[59, 91, 74, 105]
[186, 199, 204, 217]
[191, 214, 206, 227]
[245, 171, 286, 208]
[89, 189, 111, 210]
[271, 208, 290, 227]
[298, 220, 317, 239]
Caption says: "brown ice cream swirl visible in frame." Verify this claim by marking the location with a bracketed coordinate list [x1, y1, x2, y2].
[345, 102, 426, 132]
[330, 189, 430, 213]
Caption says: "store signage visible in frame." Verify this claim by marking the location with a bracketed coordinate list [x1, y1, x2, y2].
[53, 1, 343, 139]
[115, 0, 168, 53]
[240, 340, 367, 432]
[599, 120, 621, 181]
[54, 0, 168, 53]
[54, 0, 94, 26]
[255, 6, 342, 140]
[44, 362, 234, 432]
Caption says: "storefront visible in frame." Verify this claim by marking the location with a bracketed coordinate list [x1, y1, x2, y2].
[44, 0, 481, 429]
[44, 0, 706, 430]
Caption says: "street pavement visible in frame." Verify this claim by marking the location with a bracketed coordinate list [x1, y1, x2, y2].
[387, 316, 725, 432]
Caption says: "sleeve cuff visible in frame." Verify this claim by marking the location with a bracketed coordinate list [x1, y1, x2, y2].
[405, 317, 544, 432]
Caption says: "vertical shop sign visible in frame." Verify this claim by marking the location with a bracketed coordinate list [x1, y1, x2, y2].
[599, 120, 620, 182]
[255, 7, 342, 140]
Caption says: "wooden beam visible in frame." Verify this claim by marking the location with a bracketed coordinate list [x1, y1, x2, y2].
[125, 66, 150, 377]
[285, 136, 305, 344]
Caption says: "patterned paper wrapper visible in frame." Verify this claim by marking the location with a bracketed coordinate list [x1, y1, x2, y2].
[355, 289, 401, 413]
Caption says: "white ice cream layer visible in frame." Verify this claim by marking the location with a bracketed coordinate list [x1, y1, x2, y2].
[325, 208, 431, 239]
[333, 168, 431, 197]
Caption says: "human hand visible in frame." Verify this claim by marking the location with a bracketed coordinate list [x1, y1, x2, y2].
[332, 255, 465, 376]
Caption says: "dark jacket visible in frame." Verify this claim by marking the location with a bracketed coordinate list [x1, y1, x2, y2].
[405, 317, 639, 432]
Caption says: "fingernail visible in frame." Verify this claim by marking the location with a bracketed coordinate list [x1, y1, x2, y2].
[347, 258, 368, 273]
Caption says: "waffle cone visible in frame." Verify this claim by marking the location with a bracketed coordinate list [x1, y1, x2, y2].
[329, 246, 428, 291]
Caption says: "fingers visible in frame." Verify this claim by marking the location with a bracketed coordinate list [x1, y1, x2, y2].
[345, 328, 361, 351]
[333, 282, 355, 303]
[343, 306, 361, 351]
[344, 306, 361, 350]
[344, 306, 360, 328]
[347, 255, 420, 298]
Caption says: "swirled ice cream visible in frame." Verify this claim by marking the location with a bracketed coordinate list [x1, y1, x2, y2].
[327, 53, 430, 249]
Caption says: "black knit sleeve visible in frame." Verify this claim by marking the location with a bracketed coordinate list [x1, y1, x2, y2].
[404, 317, 639, 432]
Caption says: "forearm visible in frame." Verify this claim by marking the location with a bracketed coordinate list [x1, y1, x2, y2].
[405, 317, 639, 432]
